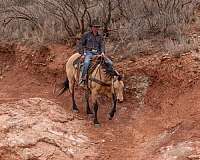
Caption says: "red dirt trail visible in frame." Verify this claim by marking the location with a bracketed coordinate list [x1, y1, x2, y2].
[0, 41, 200, 159]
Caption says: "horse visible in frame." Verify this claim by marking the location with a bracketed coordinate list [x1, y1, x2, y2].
[57, 53, 124, 127]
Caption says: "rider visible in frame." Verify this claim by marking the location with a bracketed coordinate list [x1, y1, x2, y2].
[77, 19, 112, 85]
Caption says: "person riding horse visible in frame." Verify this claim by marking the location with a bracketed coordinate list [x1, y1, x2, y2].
[56, 20, 124, 126]
[77, 19, 113, 86]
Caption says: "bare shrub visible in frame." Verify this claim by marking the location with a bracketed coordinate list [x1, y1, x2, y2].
[164, 36, 199, 54]
[113, 0, 197, 40]
[0, 0, 100, 43]
[0, 0, 198, 46]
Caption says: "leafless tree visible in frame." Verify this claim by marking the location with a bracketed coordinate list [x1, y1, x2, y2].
[0, 0, 198, 43]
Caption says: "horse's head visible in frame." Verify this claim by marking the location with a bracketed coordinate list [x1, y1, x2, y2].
[113, 75, 124, 103]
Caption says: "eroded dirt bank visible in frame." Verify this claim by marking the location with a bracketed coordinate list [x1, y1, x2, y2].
[0, 42, 200, 159]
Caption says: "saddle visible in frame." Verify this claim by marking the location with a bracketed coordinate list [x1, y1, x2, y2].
[73, 55, 103, 79]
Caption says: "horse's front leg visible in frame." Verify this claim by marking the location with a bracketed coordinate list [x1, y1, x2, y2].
[109, 94, 117, 120]
[84, 89, 93, 116]
[91, 92, 100, 127]
[93, 100, 100, 127]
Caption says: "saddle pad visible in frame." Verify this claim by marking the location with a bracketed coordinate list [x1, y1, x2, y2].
[73, 56, 82, 68]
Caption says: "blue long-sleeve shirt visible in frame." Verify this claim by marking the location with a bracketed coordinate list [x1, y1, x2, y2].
[77, 31, 105, 55]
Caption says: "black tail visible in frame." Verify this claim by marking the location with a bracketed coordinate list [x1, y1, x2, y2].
[57, 78, 69, 96]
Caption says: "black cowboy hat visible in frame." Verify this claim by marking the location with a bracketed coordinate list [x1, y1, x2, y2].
[90, 19, 101, 27]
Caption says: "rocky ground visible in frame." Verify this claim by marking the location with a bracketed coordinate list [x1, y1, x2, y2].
[0, 98, 96, 160]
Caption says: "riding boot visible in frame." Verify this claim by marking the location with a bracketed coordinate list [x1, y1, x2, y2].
[79, 73, 88, 87]
[80, 61, 89, 86]
[79, 52, 92, 87]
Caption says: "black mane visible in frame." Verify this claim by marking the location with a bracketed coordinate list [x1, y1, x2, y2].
[101, 59, 119, 78]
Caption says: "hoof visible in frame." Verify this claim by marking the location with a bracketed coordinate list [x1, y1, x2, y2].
[72, 109, 79, 113]
[94, 123, 101, 128]
[108, 115, 113, 120]
[108, 113, 114, 120]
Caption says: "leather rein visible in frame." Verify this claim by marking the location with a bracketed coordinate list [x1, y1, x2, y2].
[89, 77, 111, 87]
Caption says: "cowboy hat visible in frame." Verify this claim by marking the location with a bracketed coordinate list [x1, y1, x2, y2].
[90, 19, 101, 27]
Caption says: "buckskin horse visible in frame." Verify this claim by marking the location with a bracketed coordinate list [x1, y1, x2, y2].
[57, 53, 124, 127]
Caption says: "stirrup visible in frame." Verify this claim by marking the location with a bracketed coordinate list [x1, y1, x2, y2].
[79, 79, 87, 86]
[79, 79, 84, 84]
[80, 81, 88, 90]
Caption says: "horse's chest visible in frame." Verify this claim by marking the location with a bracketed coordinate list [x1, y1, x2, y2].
[98, 87, 111, 97]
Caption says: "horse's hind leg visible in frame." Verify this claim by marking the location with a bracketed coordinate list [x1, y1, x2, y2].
[84, 89, 93, 116]
[109, 94, 117, 120]
[70, 80, 79, 113]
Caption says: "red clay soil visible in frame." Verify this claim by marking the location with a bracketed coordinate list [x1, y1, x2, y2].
[0, 42, 200, 160]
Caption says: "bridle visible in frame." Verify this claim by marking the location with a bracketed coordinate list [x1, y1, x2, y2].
[89, 66, 119, 96]
[81, 55, 120, 96]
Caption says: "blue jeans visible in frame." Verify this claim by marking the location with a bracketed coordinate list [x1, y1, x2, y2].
[81, 51, 96, 79]
[81, 51, 113, 79]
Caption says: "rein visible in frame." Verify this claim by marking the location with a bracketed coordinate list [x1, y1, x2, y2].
[89, 58, 117, 87]
[77, 55, 118, 92]
[89, 77, 111, 86]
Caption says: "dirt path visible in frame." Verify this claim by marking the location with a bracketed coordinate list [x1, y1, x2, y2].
[0, 67, 140, 159]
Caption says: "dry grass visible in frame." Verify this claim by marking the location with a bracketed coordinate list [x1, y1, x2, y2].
[164, 35, 200, 54]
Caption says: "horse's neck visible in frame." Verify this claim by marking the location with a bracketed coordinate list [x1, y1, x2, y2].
[92, 64, 112, 82]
